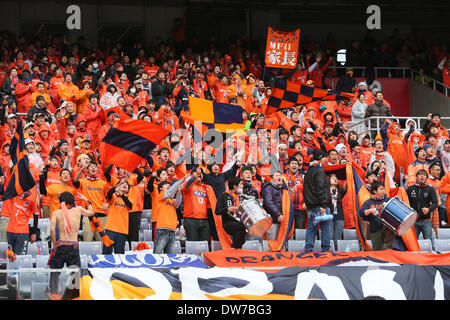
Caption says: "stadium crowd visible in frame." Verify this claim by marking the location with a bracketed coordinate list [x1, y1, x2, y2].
[0, 27, 449, 270]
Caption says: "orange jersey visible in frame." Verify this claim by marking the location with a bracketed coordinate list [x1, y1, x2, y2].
[182, 182, 209, 219]
[7, 195, 39, 234]
[76, 178, 110, 214]
[105, 194, 130, 235]
[46, 184, 75, 218]
[155, 192, 178, 231]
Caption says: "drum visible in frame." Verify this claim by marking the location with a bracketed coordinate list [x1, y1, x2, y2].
[237, 198, 273, 236]
[380, 197, 417, 236]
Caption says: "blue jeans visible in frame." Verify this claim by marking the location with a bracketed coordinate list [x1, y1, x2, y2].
[102, 230, 128, 254]
[332, 220, 345, 243]
[305, 207, 332, 252]
[7, 232, 29, 254]
[154, 229, 176, 254]
[414, 220, 433, 241]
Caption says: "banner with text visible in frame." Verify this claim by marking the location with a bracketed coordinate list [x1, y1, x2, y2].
[265, 27, 300, 69]
[80, 265, 450, 300]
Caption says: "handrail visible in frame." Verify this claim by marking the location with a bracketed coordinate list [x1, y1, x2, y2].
[327, 66, 449, 97]
[348, 116, 450, 141]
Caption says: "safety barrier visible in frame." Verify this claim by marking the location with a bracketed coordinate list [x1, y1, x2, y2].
[327, 66, 449, 97]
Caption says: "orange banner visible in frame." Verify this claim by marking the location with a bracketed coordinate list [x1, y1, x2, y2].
[265, 27, 300, 69]
[203, 249, 450, 270]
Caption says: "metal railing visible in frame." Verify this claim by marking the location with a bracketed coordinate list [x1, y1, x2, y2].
[327, 66, 449, 97]
[348, 116, 450, 140]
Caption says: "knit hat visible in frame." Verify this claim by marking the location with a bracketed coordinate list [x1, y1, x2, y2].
[335, 143, 347, 153]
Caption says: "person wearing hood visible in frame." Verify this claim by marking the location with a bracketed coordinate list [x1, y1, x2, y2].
[380, 119, 410, 183]
[57, 73, 80, 106]
[26, 95, 52, 123]
[351, 92, 368, 135]
[336, 99, 353, 123]
[77, 80, 94, 114]
[34, 122, 55, 161]
[81, 94, 105, 151]
[100, 83, 120, 110]
[14, 70, 33, 113]
[354, 81, 374, 105]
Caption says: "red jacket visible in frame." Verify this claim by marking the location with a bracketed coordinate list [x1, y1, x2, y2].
[14, 82, 32, 113]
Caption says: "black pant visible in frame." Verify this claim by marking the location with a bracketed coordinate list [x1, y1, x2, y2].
[128, 211, 142, 244]
[223, 220, 247, 249]
[48, 244, 80, 294]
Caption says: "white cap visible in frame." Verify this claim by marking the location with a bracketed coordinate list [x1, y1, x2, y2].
[24, 139, 35, 146]
[305, 127, 314, 134]
[358, 81, 366, 87]
[7, 113, 17, 119]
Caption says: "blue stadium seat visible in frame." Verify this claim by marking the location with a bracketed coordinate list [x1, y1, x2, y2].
[167, 240, 182, 254]
[210, 240, 222, 251]
[242, 240, 261, 251]
[343, 229, 357, 240]
[185, 241, 209, 254]
[437, 228, 450, 239]
[287, 240, 305, 252]
[26, 241, 50, 259]
[143, 229, 153, 241]
[336, 240, 360, 252]
[295, 229, 306, 240]
[17, 255, 34, 299]
[434, 239, 450, 252]
[79, 241, 102, 256]
[417, 239, 433, 252]
[313, 240, 335, 252]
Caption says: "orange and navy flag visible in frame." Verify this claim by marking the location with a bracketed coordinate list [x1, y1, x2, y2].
[99, 119, 170, 172]
[3, 121, 36, 200]
[265, 78, 355, 115]
[187, 96, 245, 133]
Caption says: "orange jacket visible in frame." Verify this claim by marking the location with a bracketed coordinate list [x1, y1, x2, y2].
[77, 87, 94, 114]
[14, 82, 32, 113]
[57, 81, 80, 104]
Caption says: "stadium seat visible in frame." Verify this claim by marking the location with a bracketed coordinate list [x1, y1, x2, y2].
[80, 255, 88, 269]
[142, 209, 152, 222]
[139, 231, 144, 241]
[262, 240, 270, 252]
[247, 234, 263, 242]
[433, 239, 450, 252]
[437, 228, 450, 239]
[336, 240, 360, 252]
[295, 229, 306, 240]
[167, 240, 182, 254]
[79, 241, 102, 256]
[210, 240, 222, 251]
[242, 240, 261, 251]
[124, 241, 130, 252]
[313, 240, 335, 252]
[0, 242, 8, 260]
[287, 240, 306, 252]
[140, 219, 149, 231]
[31, 282, 48, 300]
[417, 239, 433, 252]
[343, 229, 357, 240]
[26, 241, 50, 258]
[34, 255, 50, 286]
[143, 229, 153, 241]
[17, 255, 34, 299]
[185, 241, 209, 254]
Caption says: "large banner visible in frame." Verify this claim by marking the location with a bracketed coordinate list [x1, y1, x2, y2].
[202, 249, 450, 269]
[265, 27, 300, 69]
[80, 265, 450, 300]
[88, 252, 208, 269]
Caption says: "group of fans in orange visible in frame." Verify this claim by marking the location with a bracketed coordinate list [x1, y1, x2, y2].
[0, 34, 449, 263]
